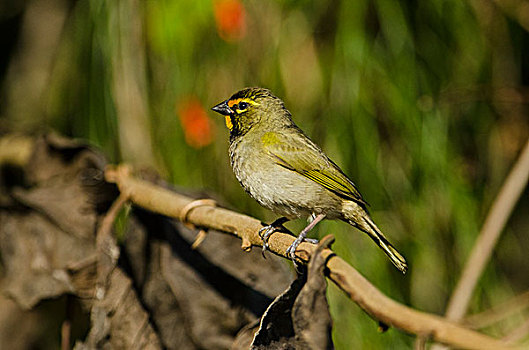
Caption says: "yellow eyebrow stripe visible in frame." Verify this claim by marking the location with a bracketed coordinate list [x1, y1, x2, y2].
[227, 98, 258, 108]
[228, 98, 242, 107]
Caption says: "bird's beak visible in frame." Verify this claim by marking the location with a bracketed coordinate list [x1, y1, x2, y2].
[211, 100, 234, 116]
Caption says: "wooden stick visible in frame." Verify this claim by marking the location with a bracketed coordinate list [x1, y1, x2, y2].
[445, 139, 529, 321]
[105, 165, 520, 350]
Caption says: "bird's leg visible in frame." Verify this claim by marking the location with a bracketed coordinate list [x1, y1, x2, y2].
[258, 217, 290, 256]
[303, 213, 319, 244]
[286, 214, 326, 261]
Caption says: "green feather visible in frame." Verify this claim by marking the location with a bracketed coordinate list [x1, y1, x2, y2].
[262, 131, 367, 206]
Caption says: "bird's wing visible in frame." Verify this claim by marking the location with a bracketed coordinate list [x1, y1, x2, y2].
[261, 131, 367, 205]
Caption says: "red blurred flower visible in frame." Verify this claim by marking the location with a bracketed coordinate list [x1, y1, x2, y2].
[214, 0, 246, 42]
[177, 97, 215, 149]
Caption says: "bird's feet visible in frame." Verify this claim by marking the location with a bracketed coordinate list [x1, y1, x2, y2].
[258, 225, 277, 253]
[285, 236, 319, 261]
[258, 217, 289, 257]
[285, 213, 326, 262]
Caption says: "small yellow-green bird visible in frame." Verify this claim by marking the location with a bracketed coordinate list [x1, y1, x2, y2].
[212, 87, 407, 273]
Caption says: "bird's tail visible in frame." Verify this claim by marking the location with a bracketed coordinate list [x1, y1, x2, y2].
[346, 212, 408, 274]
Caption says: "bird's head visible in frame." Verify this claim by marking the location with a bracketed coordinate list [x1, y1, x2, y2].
[211, 87, 291, 138]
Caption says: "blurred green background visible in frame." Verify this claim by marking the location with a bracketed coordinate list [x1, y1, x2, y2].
[1, 0, 529, 348]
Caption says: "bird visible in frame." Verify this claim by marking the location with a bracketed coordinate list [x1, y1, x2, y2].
[211, 87, 407, 273]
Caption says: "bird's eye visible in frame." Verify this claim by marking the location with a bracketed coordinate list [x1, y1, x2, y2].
[238, 101, 248, 110]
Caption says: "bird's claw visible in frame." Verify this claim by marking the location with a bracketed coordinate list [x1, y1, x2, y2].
[286, 240, 300, 261]
[258, 217, 290, 258]
[258, 225, 277, 257]
[286, 236, 318, 261]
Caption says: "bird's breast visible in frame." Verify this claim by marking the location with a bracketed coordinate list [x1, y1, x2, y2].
[229, 136, 342, 219]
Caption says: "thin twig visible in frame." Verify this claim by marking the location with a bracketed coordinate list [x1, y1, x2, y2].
[61, 310, 71, 350]
[464, 291, 529, 330]
[95, 192, 129, 299]
[444, 139, 529, 322]
[504, 318, 529, 345]
[104, 164, 520, 350]
[61, 320, 71, 350]
[414, 335, 429, 350]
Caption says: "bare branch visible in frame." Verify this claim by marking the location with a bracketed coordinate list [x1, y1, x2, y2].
[105, 165, 520, 350]
[504, 318, 529, 344]
[95, 193, 129, 297]
[464, 291, 529, 330]
[444, 138, 529, 322]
